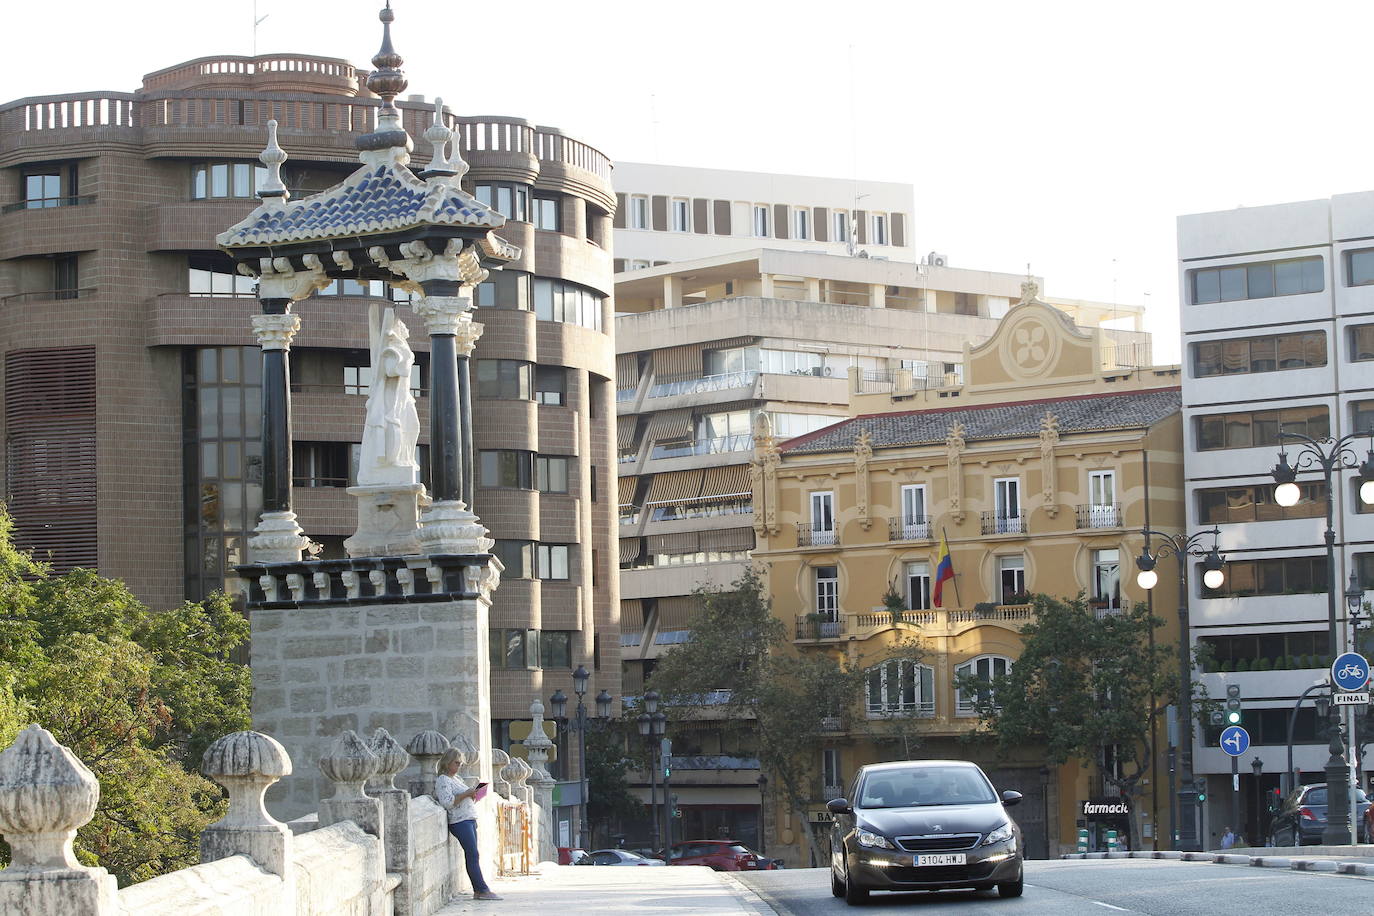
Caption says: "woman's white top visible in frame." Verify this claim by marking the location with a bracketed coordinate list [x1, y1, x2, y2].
[435, 773, 476, 823]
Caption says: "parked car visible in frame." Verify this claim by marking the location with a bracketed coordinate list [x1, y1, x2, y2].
[662, 840, 775, 870]
[576, 849, 666, 866]
[1270, 784, 1371, 846]
[827, 759, 1024, 904]
[557, 847, 588, 865]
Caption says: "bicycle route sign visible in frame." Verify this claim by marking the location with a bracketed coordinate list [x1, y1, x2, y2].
[1332, 652, 1371, 692]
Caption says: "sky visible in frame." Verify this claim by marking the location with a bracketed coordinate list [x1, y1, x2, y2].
[13, 0, 1374, 363]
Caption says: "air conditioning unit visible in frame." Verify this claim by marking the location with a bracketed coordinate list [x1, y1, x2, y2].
[926, 251, 948, 268]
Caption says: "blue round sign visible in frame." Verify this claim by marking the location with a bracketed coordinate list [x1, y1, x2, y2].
[1332, 652, 1371, 692]
[1220, 725, 1250, 757]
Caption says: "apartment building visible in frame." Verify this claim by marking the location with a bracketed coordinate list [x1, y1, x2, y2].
[1178, 194, 1374, 840]
[750, 287, 1184, 865]
[0, 51, 617, 832]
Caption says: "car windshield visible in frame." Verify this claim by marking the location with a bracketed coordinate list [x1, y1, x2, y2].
[1303, 787, 1369, 806]
[728, 844, 753, 854]
[858, 765, 997, 807]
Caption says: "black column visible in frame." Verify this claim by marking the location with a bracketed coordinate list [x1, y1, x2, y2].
[430, 331, 461, 503]
[458, 352, 474, 508]
[260, 299, 294, 515]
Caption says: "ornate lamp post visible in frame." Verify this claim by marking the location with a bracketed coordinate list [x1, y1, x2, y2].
[637, 689, 662, 853]
[1134, 526, 1225, 852]
[549, 667, 614, 850]
[1250, 757, 1263, 846]
[1270, 430, 1374, 844]
[757, 773, 768, 854]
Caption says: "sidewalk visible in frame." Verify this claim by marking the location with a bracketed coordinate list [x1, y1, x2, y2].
[435, 864, 774, 915]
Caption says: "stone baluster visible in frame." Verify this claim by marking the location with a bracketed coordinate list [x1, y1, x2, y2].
[366, 728, 413, 876]
[318, 730, 382, 839]
[405, 730, 449, 799]
[448, 729, 480, 784]
[491, 748, 513, 799]
[199, 730, 294, 884]
[0, 725, 118, 914]
[507, 756, 534, 810]
[520, 698, 559, 864]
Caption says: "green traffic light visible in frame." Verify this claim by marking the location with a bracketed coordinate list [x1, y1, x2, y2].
[1198, 793, 1207, 802]
[1226, 711, 1242, 725]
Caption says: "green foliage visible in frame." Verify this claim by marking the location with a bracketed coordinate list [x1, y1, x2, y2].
[584, 718, 646, 847]
[0, 512, 250, 885]
[957, 593, 1178, 800]
[881, 579, 906, 622]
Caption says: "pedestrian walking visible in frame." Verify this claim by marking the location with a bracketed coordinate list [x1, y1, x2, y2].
[1219, 826, 1236, 850]
[436, 748, 501, 901]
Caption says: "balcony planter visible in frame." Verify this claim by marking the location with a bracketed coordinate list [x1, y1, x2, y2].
[973, 601, 997, 617]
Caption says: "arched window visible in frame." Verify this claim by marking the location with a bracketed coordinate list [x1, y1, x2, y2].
[955, 655, 1013, 716]
[865, 659, 934, 718]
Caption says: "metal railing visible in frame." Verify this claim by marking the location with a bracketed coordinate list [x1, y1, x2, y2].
[648, 370, 757, 399]
[649, 499, 751, 521]
[616, 386, 638, 402]
[650, 434, 753, 459]
[865, 700, 936, 719]
[889, 516, 931, 541]
[2, 194, 98, 214]
[981, 512, 1026, 535]
[1076, 503, 1122, 529]
[1101, 342, 1153, 370]
[1, 287, 97, 304]
[856, 370, 893, 393]
[795, 614, 845, 640]
[797, 525, 838, 547]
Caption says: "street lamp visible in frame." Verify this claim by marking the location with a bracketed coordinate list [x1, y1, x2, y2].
[757, 774, 768, 854]
[1269, 430, 1374, 844]
[551, 665, 614, 851]
[1251, 757, 1264, 846]
[637, 706, 659, 853]
[1134, 526, 1225, 851]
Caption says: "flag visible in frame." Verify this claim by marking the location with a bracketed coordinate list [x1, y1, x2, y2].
[933, 533, 955, 607]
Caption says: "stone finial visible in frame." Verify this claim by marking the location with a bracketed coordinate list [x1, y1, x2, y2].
[199, 731, 293, 876]
[491, 748, 513, 799]
[257, 120, 288, 204]
[422, 98, 468, 180]
[405, 729, 449, 798]
[448, 730, 479, 776]
[319, 730, 380, 800]
[524, 699, 554, 753]
[0, 725, 100, 869]
[365, 728, 410, 794]
[506, 756, 532, 794]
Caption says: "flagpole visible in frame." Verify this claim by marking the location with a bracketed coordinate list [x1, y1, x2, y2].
[943, 526, 962, 608]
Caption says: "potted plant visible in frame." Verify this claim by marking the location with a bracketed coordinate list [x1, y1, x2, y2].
[1007, 590, 1033, 606]
[881, 578, 907, 626]
[974, 601, 997, 617]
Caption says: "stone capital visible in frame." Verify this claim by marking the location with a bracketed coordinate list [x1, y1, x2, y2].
[412, 294, 474, 337]
[251, 312, 302, 351]
[255, 256, 331, 302]
[248, 510, 311, 563]
[385, 239, 489, 289]
[417, 499, 492, 559]
[455, 319, 484, 357]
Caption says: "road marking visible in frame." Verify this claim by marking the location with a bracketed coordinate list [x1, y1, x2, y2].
[1092, 904, 1131, 913]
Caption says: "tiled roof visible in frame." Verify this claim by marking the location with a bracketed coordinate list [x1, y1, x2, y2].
[216, 163, 503, 248]
[782, 387, 1182, 454]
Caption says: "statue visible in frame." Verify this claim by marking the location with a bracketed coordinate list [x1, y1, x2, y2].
[357, 304, 420, 486]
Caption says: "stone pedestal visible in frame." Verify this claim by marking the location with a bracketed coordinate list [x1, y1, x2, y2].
[344, 483, 427, 558]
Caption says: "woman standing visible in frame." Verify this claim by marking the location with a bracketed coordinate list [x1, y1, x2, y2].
[435, 748, 501, 901]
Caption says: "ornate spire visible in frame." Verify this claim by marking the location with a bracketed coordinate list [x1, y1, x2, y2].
[358, 2, 412, 153]
[257, 120, 288, 206]
[421, 98, 467, 181]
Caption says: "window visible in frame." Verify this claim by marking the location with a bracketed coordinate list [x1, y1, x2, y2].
[1198, 631, 1330, 672]
[833, 211, 849, 242]
[540, 630, 572, 668]
[1083, 470, 1117, 528]
[871, 214, 888, 245]
[491, 539, 533, 578]
[535, 366, 566, 406]
[810, 491, 836, 545]
[314, 278, 402, 299]
[532, 195, 560, 231]
[1201, 556, 1328, 598]
[341, 360, 421, 398]
[1352, 325, 1374, 361]
[585, 204, 606, 247]
[998, 555, 1025, 603]
[821, 748, 842, 794]
[533, 278, 604, 330]
[956, 655, 1012, 715]
[992, 477, 1023, 534]
[537, 544, 570, 580]
[1197, 482, 1326, 524]
[905, 560, 932, 610]
[899, 485, 928, 538]
[1191, 331, 1326, 377]
[188, 255, 256, 297]
[794, 208, 810, 240]
[52, 255, 79, 301]
[753, 204, 769, 238]
[489, 628, 539, 669]
[1348, 248, 1374, 287]
[630, 195, 649, 229]
[866, 660, 934, 717]
[1092, 549, 1121, 609]
[536, 455, 569, 493]
[815, 565, 839, 621]
[473, 271, 529, 310]
[479, 450, 534, 489]
[292, 441, 350, 487]
[475, 359, 532, 400]
[22, 163, 78, 208]
[1194, 404, 1329, 451]
[671, 198, 689, 232]
[768, 411, 845, 439]
[474, 182, 528, 222]
[192, 161, 266, 200]
[1190, 256, 1323, 303]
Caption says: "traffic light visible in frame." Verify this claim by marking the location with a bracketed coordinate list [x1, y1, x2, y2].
[671, 793, 681, 818]
[1196, 779, 1207, 803]
[662, 738, 672, 779]
[1225, 684, 1243, 726]
[1210, 708, 1225, 728]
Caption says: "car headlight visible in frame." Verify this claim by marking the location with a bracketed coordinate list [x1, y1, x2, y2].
[857, 829, 895, 850]
[982, 823, 1015, 846]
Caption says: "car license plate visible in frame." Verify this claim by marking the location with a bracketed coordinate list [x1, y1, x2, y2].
[915, 854, 966, 867]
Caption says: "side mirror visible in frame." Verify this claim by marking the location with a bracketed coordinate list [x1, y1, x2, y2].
[827, 797, 852, 815]
[1001, 790, 1023, 807]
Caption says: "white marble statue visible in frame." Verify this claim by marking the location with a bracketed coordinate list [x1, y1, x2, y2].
[358, 304, 420, 486]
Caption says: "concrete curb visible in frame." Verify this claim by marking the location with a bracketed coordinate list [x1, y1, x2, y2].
[718, 873, 782, 916]
[1251, 857, 1291, 869]
[1063, 849, 1374, 875]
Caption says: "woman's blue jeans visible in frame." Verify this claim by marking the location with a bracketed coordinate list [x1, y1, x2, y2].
[448, 818, 490, 893]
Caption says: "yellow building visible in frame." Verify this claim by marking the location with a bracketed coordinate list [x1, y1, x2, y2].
[750, 284, 1185, 863]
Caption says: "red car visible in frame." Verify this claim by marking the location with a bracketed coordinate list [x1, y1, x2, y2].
[663, 840, 776, 871]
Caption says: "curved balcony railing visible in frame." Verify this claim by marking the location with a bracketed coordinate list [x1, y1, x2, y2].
[2, 194, 98, 214]
[1, 287, 96, 305]
[649, 434, 753, 459]
[648, 370, 757, 399]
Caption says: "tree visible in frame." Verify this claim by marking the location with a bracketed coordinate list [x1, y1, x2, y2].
[583, 718, 646, 847]
[0, 512, 251, 884]
[958, 593, 1176, 845]
[648, 569, 867, 865]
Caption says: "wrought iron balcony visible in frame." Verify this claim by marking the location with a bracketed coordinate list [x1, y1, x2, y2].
[798, 524, 838, 547]
[980, 512, 1025, 535]
[796, 614, 845, 640]
[889, 516, 931, 541]
[1076, 503, 1122, 529]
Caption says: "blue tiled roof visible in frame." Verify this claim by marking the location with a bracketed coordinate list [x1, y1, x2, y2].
[217, 163, 504, 248]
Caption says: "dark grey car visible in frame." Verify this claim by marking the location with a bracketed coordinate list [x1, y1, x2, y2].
[828, 759, 1024, 905]
[1269, 783, 1371, 846]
